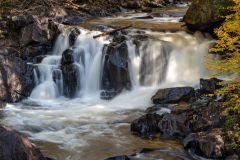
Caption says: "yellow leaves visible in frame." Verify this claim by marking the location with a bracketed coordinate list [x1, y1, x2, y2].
[208, 0, 240, 114]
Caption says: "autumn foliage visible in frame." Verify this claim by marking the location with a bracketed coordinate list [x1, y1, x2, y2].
[209, 0, 240, 113]
[209, 0, 240, 148]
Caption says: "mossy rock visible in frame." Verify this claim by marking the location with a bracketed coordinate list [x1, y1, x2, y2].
[183, 0, 234, 31]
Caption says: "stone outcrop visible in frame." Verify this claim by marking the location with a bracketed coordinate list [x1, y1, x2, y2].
[183, 0, 233, 31]
[0, 125, 50, 160]
[101, 33, 132, 100]
[61, 49, 80, 98]
[0, 47, 34, 102]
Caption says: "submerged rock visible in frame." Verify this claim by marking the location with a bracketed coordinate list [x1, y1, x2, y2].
[0, 125, 49, 160]
[151, 87, 195, 104]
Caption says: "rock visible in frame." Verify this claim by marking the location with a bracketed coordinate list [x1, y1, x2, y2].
[104, 155, 130, 160]
[145, 104, 172, 114]
[9, 15, 34, 29]
[200, 78, 222, 94]
[134, 15, 154, 19]
[69, 28, 81, 46]
[158, 113, 191, 137]
[151, 87, 195, 104]
[100, 90, 118, 100]
[61, 49, 75, 65]
[20, 17, 50, 46]
[62, 16, 84, 25]
[183, 0, 233, 31]
[131, 113, 162, 137]
[23, 44, 51, 59]
[101, 41, 132, 97]
[225, 154, 239, 160]
[143, 0, 163, 8]
[183, 129, 225, 159]
[32, 55, 47, 64]
[0, 125, 48, 160]
[61, 49, 80, 98]
[61, 64, 80, 98]
[124, 1, 142, 9]
[0, 47, 34, 102]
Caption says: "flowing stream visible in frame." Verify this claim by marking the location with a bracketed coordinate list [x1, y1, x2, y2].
[1, 8, 214, 160]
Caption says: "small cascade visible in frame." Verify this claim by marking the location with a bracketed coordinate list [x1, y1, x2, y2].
[30, 27, 213, 100]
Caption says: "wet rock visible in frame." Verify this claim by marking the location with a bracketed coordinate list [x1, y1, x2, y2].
[20, 17, 50, 46]
[131, 113, 162, 137]
[134, 15, 154, 19]
[9, 15, 34, 29]
[61, 49, 80, 98]
[90, 25, 111, 32]
[100, 90, 118, 100]
[0, 125, 48, 160]
[32, 55, 47, 64]
[23, 44, 51, 59]
[183, 0, 233, 31]
[62, 16, 84, 25]
[61, 49, 75, 65]
[145, 104, 172, 114]
[225, 154, 239, 160]
[183, 129, 225, 159]
[69, 28, 81, 46]
[124, 1, 142, 9]
[151, 87, 195, 104]
[144, 0, 163, 8]
[200, 77, 222, 94]
[104, 155, 130, 160]
[158, 113, 191, 138]
[61, 64, 80, 98]
[52, 69, 62, 83]
[101, 41, 132, 97]
[0, 47, 34, 102]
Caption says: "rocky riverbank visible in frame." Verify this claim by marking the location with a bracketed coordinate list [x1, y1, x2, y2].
[107, 78, 239, 159]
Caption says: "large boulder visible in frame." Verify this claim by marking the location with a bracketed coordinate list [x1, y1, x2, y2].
[0, 125, 48, 160]
[131, 113, 162, 137]
[61, 49, 80, 98]
[151, 87, 195, 104]
[0, 47, 34, 102]
[183, 129, 225, 159]
[101, 39, 132, 99]
[158, 113, 192, 138]
[183, 0, 233, 31]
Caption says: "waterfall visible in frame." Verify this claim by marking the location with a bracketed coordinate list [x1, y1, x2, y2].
[30, 28, 213, 100]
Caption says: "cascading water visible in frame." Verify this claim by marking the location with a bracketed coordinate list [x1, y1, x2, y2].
[1, 25, 214, 159]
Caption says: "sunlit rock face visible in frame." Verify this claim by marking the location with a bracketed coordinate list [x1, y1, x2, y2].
[0, 125, 50, 160]
[0, 48, 34, 102]
[184, 0, 231, 31]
